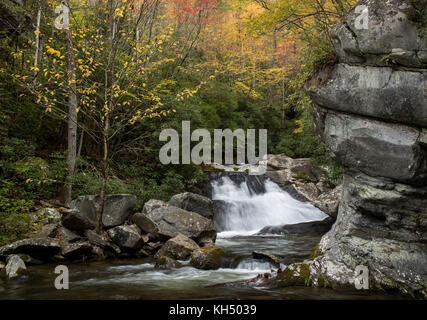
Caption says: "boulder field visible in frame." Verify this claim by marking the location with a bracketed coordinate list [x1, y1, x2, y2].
[0, 192, 220, 280]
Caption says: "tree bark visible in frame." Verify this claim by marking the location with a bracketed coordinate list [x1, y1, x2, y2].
[64, 0, 78, 208]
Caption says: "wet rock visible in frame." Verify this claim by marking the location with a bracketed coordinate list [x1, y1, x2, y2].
[168, 192, 214, 219]
[61, 242, 93, 261]
[257, 217, 334, 236]
[4, 255, 27, 280]
[84, 230, 121, 255]
[71, 194, 137, 228]
[155, 234, 200, 260]
[190, 245, 226, 270]
[252, 251, 282, 268]
[147, 203, 217, 245]
[0, 238, 61, 261]
[155, 256, 182, 269]
[37, 223, 59, 238]
[61, 208, 94, 231]
[107, 225, 143, 250]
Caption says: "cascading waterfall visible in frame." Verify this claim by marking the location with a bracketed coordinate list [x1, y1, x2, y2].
[211, 172, 327, 236]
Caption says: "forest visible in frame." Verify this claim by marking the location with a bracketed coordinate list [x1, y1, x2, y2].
[0, 0, 354, 244]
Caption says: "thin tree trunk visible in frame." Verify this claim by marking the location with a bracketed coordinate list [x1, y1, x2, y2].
[77, 128, 84, 159]
[34, 3, 41, 70]
[97, 0, 116, 232]
[64, 0, 78, 207]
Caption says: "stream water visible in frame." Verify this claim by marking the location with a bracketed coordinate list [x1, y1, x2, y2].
[0, 173, 403, 299]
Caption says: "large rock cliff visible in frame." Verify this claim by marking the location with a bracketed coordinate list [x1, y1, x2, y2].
[305, 0, 427, 295]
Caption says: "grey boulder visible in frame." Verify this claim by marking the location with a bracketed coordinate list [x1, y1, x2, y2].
[61, 208, 94, 231]
[330, 0, 427, 68]
[190, 245, 225, 270]
[84, 230, 121, 254]
[168, 192, 214, 219]
[107, 225, 143, 250]
[0, 238, 61, 261]
[155, 234, 200, 260]
[61, 242, 93, 261]
[71, 194, 136, 228]
[4, 255, 27, 280]
[147, 204, 217, 244]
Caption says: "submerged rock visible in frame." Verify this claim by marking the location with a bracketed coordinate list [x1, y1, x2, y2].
[190, 245, 226, 270]
[168, 192, 214, 219]
[257, 217, 334, 236]
[0, 238, 61, 261]
[155, 234, 200, 260]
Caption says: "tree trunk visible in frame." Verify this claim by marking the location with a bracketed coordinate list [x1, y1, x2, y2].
[64, 0, 78, 208]
[97, 115, 109, 233]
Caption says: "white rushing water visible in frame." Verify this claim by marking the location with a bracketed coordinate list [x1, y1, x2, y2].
[212, 175, 327, 236]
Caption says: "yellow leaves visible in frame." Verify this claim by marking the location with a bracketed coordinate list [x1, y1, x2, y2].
[46, 46, 61, 58]
[25, 178, 32, 183]
[115, 7, 124, 18]
[34, 30, 41, 36]
[30, 66, 40, 72]
[293, 120, 304, 134]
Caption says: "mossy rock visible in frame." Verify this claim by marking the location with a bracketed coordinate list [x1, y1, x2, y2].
[274, 263, 311, 287]
[190, 245, 226, 270]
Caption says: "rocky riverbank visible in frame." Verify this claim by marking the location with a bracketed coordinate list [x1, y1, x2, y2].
[0, 192, 226, 280]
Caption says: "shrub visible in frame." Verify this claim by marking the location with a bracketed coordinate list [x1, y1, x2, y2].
[0, 179, 33, 246]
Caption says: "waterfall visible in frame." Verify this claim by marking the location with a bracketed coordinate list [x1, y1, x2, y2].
[211, 172, 327, 236]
